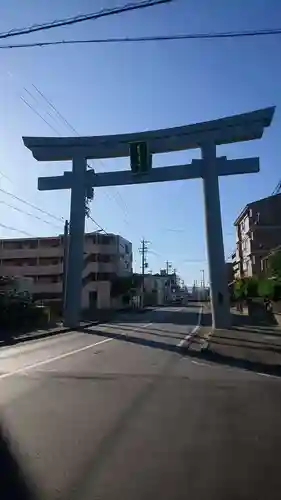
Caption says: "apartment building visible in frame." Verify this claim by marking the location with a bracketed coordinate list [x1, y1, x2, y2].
[0, 232, 132, 309]
[233, 194, 281, 279]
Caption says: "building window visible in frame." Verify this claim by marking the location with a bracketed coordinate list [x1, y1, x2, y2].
[252, 255, 256, 265]
[249, 208, 252, 217]
[242, 239, 247, 251]
[27, 240, 38, 249]
[40, 238, 60, 248]
[37, 275, 60, 283]
[38, 257, 60, 266]
[25, 258, 37, 266]
[2, 241, 23, 250]
[98, 254, 111, 263]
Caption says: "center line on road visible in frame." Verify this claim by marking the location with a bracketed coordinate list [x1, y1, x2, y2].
[177, 305, 203, 348]
[0, 338, 113, 380]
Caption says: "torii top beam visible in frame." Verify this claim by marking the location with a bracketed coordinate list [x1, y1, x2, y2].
[23, 107, 275, 162]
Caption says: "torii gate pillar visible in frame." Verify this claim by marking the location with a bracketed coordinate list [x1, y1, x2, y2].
[202, 142, 230, 328]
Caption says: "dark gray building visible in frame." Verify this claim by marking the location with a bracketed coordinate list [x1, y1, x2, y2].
[233, 194, 281, 278]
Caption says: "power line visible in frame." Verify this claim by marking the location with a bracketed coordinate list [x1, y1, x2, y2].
[20, 86, 109, 231]
[0, 222, 34, 237]
[0, 0, 171, 41]
[20, 96, 62, 135]
[0, 187, 64, 223]
[0, 200, 63, 230]
[32, 85, 131, 218]
[32, 84, 80, 136]
[26, 83, 132, 226]
[88, 215, 108, 234]
[1, 27, 281, 49]
[23, 87, 66, 131]
[0, 96, 66, 229]
[272, 180, 281, 196]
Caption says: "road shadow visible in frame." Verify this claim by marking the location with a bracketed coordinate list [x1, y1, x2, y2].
[232, 312, 277, 328]
[197, 335, 281, 353]
[202, 310, 279, 331]
[0, 422, 38, 500]
[81, 326, 281, 378]
[101, 323, 186, 341]
[201, 312, 212, 327]
[231, 327, 281, 337]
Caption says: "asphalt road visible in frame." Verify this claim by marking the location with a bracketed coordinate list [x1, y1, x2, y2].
[0, 306, 281, 500]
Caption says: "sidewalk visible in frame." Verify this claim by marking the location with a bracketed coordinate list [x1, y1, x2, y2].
[190, 308, 281, 376]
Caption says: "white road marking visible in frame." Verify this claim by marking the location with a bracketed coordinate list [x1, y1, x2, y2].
[256, 372, 279, 379]
[0, 338, 113, 380]
[191, 360, 209, 367]
[177, 305, 203, 348]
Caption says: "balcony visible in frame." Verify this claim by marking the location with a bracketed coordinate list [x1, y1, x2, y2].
[0, 246, 63, 259]
[83, 262, 117, 276]
[0, 263, 63, 277]
[33, 282, 62, 294]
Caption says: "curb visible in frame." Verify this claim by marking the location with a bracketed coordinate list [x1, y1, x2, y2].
[0, 319, 104, 349]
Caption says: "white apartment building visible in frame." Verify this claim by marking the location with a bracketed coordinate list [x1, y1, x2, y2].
[142, 271, 180, 306]
[0, 232, 132, 309]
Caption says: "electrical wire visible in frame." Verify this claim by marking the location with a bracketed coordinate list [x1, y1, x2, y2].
[32, 84, 80, 136]
[0, 27, 281, 49]
[0, 187, 64, 223]
[0, 222, 34, 237]
[20, 86, 110, 234]
[0, 0, 171, 41]
[272, 180, 281, 196]
[25, 83, 132, 229]
[23, 87, 66, 131]
[20, 96, 62, 136]
[0, 95, 66, 233]
[88, 215, 109, 234]
[0, 200, 63, 230]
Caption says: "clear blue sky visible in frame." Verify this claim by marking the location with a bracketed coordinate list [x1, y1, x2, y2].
[0, 0, 280, 285]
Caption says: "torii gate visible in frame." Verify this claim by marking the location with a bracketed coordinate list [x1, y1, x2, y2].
[23, 106, 275, 329]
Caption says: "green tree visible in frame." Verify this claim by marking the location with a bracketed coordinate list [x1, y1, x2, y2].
[258, 278, 275, 299]
[268, 250, 281, 279]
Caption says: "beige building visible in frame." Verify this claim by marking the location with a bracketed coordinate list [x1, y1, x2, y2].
[0, 232, 132, 309]
[233, 194, 281, 279]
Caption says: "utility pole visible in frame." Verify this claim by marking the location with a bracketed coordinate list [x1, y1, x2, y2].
[139, 239, 149, 308]
[200, 269, 205, 289]
[166, 260, 172, 275]
[62, 219, 69, 318]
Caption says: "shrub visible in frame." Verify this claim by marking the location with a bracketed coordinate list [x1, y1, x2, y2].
[258, 278, 275, 299]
